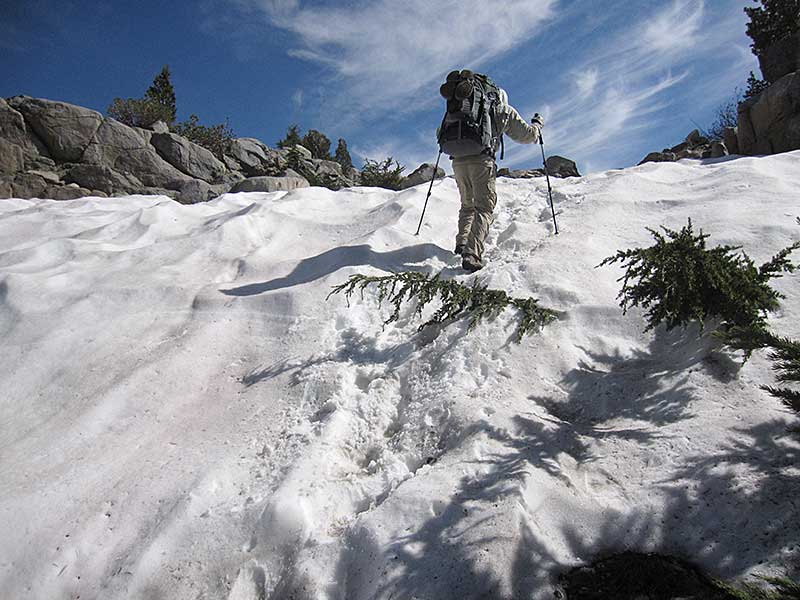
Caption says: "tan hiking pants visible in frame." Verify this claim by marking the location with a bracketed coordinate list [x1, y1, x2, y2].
[453, 156, 497, 260]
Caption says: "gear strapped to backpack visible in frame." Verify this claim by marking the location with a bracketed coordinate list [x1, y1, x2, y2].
[438, 70, 504, 160]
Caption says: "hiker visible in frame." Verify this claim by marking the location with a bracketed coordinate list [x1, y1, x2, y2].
[439, 70, 544, 272]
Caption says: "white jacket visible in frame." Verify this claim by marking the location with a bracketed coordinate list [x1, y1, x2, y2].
[496, 88, 541, 145]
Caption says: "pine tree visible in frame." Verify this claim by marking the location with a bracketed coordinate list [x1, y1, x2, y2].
[277, 124, 303, 149]
[144, 65, 177, 126]
[360, 157, 405, 190]
[172, 114, 235, 159]
[107, 65, 177, 128]
[301, 129, 332, 160]
[334, 138, 353, 171]
[744, 71, 771, 99]
[744, 0, 800, 58]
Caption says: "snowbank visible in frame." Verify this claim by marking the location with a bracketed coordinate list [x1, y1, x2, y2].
[1, 153, 798, 599]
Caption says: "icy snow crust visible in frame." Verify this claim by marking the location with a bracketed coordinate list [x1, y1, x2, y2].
[1, 153, 799, 599]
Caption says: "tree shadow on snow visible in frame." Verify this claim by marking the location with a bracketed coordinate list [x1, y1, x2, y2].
[535, 324, 741, 435]
[241, 326, 420, 388]
[242, 307, 473, 389]
[329, 417, 591, 599]
[327, 324, 795, 598]
[345, 416, 800, 598]
[220, 243, 455, 296]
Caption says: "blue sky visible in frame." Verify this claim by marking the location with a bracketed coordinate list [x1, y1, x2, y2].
[1, 0, 757, 174]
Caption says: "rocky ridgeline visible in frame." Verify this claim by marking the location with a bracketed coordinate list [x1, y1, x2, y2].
[638, 129, 729, 166]
[0, 96, 423, 203]
[0, 95, 586, 203]
[498, 155, 581, 179]
[640, 32, 800, 167]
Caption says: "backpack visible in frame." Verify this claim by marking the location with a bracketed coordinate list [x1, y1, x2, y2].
[438, 70, 504, 160]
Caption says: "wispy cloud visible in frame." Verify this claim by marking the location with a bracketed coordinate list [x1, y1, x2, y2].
[504, 0, 757, 171]
[225, 0, 557, 116]
[573, 68, 599, 98]
[291, 89, 304, 111]
[213, 0, 757, 172]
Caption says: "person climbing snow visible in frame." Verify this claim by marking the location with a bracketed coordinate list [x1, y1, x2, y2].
[438, 70, 544, 272]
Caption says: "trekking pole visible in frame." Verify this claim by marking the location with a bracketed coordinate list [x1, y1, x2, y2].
[538, 131, 559, 235]
[414, 151, 442, 236]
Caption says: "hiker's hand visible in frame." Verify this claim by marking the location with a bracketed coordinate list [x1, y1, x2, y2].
[532, 113, 544, 128]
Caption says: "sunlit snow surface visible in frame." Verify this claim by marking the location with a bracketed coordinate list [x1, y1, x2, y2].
[1, 153, 799, 599]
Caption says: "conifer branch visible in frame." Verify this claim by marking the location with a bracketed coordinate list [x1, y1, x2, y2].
[328, 271, 557, 342]
[598, 219, 800, 332]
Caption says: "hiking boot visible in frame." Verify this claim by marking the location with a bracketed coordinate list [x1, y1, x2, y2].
[462, 253, 483, 272]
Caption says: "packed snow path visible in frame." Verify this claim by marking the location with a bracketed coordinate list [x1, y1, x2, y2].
[1, 152, 799, 599]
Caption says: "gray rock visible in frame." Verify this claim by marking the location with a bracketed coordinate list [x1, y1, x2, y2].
[26, 156, 56, 171]
[316, 159, 343, 175]
[738, 71, 800, 155]
[223, 154, 241, 171]
[64, 164, 143, 195]
[293, 144, 312, 160]
[723, 127, 740, 155]
[638, 151, 677, 165]
[27, 169, 60, 184]
[346, 167, 361, 185]
[0, 177, 13, 198]
[150, 132, 227, 183]
[0, 139, 24, 175]
[0, 98, 51, 162]
[45, 184, 93, 201]
[218, 171, 245, 188]
[685, 129, 705, 146]
[759, 31, 800, 84]
[10, 172, 48, 198]
[545, 155, 581, 178]
[497, 168, 544, 178]
[133, 127, 153, 144]
[8, 96, 103, 162]
[669, 141, 690, 154]
[82, 118, 189, 189]
[140, 187, 179, 200]
[675, 147, 706, 160]
[0, 99, 28, 147]
[230, 138, 268, 170]
[230, 176, 309, 193]
[400, 163, 446, 189]
[178, 179, 219, 204]
[710, 141, 728, 158]
[149, 120, 169, 134]
[229, 138, 287, 176]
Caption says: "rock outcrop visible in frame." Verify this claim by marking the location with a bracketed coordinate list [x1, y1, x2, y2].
[229, 176, 310, 193]
[545, 155, 580, 178]
[8, 96, 103, 163]
[0, 95, 353, 202]
[638, 129, 723, 166]
[738, 71, 800, 156]
[400, 163, 446, 189]
[497, 155, 581, 179]
[82, 118, 189, 189]
[150, 132, 226, 183]
[731, 33, 799, 158]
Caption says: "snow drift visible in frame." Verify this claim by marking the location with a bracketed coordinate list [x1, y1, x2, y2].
[1, 152, 799, 599]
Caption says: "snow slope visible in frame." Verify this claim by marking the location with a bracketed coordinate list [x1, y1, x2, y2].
[1, 152, 799, 599]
